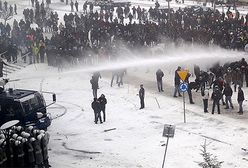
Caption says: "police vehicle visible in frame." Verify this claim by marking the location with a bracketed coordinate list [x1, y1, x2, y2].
[0, 79, 56, 130]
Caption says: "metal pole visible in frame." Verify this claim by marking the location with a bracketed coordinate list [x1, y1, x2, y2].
[183, 92, 186, 123]
[162, 127, 170, 168]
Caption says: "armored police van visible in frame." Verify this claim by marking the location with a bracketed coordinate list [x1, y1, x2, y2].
[0, 88, 56, 130]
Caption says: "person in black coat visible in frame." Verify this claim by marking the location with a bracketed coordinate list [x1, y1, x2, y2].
[156, 69, 164, 92]
[173, 66, 182, 97]
[185, 72, 194, 104]
[211, 86, 222, 114]
[75, 1, 79, 12]
[139, 84, 145, 109]
[93, 71, 101, 88]
[223, 83, 233, 109]
[240, 58, 247, 85]
[90, 76, 98, 98]
[39, 42, 46, 63]
[237, 86, 244, 114]
[98, 94, 107, 122]
[91, 98, 102, 124]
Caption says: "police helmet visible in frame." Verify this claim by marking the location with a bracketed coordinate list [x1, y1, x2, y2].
[40, 130, 45, 134]
[30, 137, 36, 142]
[17, 136, 23, 141]
[12, 134, 18, 139]
[27, 126, 34, 131]
[0, 134, 5, 139]
[16, 126, 22, 131]
[37, 134, 43, 141]
[21, 138, 27, 143]
[15, 140, 21, 146]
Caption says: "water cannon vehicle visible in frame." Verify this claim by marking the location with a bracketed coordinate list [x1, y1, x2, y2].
[0, 78, 56, 130]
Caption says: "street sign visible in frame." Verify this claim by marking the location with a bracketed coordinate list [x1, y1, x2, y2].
[162, 124, 175, 138]
[161, 124, 175, 168]
[179, 83, 188, 92]
[177, 70, 188, 81]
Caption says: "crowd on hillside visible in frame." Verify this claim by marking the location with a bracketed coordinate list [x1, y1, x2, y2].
[0, 1, 248, 66]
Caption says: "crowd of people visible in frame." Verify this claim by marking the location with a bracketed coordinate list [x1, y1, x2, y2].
[172, 57, 248, 114]
[32, 2, 248, 68]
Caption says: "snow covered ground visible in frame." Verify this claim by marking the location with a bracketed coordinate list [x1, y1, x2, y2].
[2, 0, 248, 167]
[6, 58, 248, 168]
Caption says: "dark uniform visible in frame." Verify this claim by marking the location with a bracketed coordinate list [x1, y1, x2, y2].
[75, 1, 79, 12]
[40, 132, 50, 168]
[32, 138, 43, 168]
[173, 66, 182, 97]
[211, 86, 222, 114]
[98, 94, 107, 122]
[0, 145, 7, 167]
[185, 72, 194, 104]
[23, 140, 35, 167]
[15, 141, 25, 167]
[91, 98, 102, 124]
[237, 86, 244, 114]
[139, 84, 145, 109]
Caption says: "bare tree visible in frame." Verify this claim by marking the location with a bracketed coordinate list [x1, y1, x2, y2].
[1, 10, 12, 26]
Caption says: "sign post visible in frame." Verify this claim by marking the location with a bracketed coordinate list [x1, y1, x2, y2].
[177, 70, 188, 123]
[161, 124, 175, 168]
[179, 83, 188, 123]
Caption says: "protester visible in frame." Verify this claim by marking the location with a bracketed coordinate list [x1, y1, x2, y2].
[237, 86, 245, 114]
[201, 87, 209, 113]
[156, 69, 164, 92]
[98, 94, 107, 122]
[91, 98, 103, 124]
[211, 86, 222, 114]
[139, 84, 145, 109]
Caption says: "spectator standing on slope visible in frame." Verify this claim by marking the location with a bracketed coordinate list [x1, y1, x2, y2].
[98, 94, 107, 122]
[156, 68, 164, 92]
[139, 84, 145, 109]
[173, 66, 182, 97]
[75, 1, 78, 12]
[201, 87, 209, 113]
[237, 86, 245, 115]
[90, 76, 98, 98]
[223, 83, 234, 109]
[91, 98, 102, 124]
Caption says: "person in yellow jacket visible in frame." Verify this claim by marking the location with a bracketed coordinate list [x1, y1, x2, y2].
[32, 43, 39, 63]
